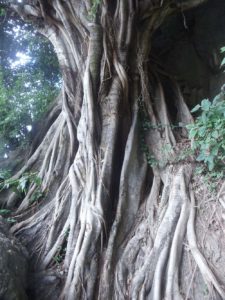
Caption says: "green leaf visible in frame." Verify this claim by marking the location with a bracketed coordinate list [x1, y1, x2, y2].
[191, 104, 201, 113]
[221, 46, 225, 53]
[0, 209, 11, 216]
[221, 57, 225, 66]
[198, 126, 206, 137]
[191, 140, 197, 149]
[201, 99, 211, 111]
[189, 128, 197, 138]
[196, 153, 205, 162]
[33, 176, 42, 186]
[200, 112, 207, 123]
[211, 145, 219, 156]
[18, 177, 28, 193]
[208, 157, 215, 171]
[212, 131, 219, 139]
[0, 8, 5, 17]
[6, 218, 17, 224]
[186, 124, 192, 130]
[4, 182, 10, 189]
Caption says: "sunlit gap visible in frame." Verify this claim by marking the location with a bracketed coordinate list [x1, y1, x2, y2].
[10, 52, 32, 68]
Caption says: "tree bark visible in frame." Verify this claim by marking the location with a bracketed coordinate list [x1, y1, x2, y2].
[2, 0, 225, 299]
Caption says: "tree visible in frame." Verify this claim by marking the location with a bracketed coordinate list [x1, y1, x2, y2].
[0, 14, 60, 157]
[1, 1, 225, 299]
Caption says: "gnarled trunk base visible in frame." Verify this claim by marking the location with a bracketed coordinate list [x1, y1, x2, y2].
[1, 0, 225, 299]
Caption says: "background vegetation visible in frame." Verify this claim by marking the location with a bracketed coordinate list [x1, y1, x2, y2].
[0, 11, 60, 158]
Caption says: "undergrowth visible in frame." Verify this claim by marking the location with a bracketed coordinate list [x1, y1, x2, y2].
[187, 88, 225, 190]
[187, 89, 225, 171]
[0, 171, 43, 206]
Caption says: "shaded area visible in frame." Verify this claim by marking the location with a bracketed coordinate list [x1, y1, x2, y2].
[0, 216, 28, 300]
[152, 0, 225, 106]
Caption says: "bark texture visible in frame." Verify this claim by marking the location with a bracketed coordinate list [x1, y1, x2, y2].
[1, 0, 225, 299]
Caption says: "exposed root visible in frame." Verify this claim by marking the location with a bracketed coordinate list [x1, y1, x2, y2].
[165, 200, 190, 300]
[187, 190, 225, 299]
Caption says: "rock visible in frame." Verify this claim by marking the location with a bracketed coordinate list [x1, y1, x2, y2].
[0, 217, 28, 300]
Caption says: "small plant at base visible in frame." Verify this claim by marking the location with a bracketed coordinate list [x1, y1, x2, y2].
[29, 189, 44, 204]
[187, 88, 225, 172]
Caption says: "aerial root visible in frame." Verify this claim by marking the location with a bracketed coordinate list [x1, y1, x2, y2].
[11, 200, 55, 253]
[145, 172, 161, 228]
[44, 177, 70, 254]
[157, 168, 172, 224]
[129, 168, 188, 298]
[149, 195, 189, 300]
[42, 219, 70, 268]
[173, 81, 194, 127]
[12, 113, 64, 180]
[5, 113, 65, 209]
[150, 242, 170, 300]
[154, 77, 176, 147]
[62, 87, 76, 157]
[165, 200, 190, 300]
[100, 103, 148, 298]
[15, 111, 75, 213]
[114, 219, 153, 299]
[7, 113, 70, 211]
[41, 159, 86, 269]
[64, 164, 82, 269]
[187, 189, 225, 299]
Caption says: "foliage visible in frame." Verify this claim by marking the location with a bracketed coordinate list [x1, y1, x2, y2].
[0, 7, 5, 17]
[0, 16, 61, 157]
[5, 217, 17, 223]
[138, 99, 193, 167]
[0, 172, 42, 197]
[0, 168, 11, 180]
[88, 0, 101, 20]
[0, 208, 16, 223]
[0, 171, 43, 222]
[0, 68, 59, 156]
[221, 46, 225, 67]
[0, 209, 11, 216]
[187, 89, 225, 171]
[29, 189, 44, 204]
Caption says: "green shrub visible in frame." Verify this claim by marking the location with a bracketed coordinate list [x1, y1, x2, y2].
[187, 88, 225, 171]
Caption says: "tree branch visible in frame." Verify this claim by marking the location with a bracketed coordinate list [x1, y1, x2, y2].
[176, 0, 208, 10]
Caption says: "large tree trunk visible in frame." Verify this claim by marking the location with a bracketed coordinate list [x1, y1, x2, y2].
[2, 0, 225, 299]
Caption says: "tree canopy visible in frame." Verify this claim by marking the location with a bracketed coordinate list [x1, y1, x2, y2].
[0, 10, 60, 157]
